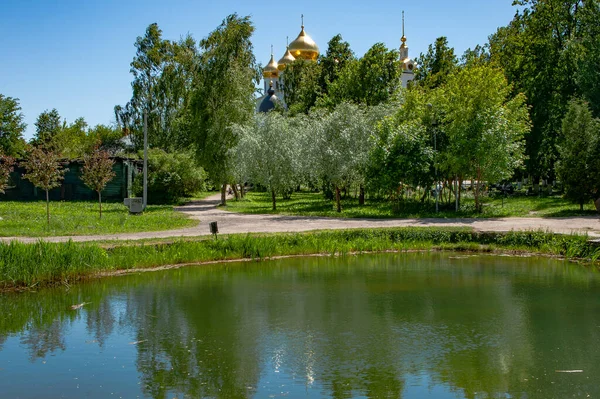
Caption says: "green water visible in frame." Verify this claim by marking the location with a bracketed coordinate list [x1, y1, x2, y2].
[1, 253, 600, 398]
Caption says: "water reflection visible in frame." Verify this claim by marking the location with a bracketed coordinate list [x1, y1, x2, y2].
[1, 253, 599, 398]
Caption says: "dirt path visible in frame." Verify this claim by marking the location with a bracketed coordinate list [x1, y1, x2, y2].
[2, 193, 600, 243]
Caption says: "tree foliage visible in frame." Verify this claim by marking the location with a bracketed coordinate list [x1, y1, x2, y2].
[81, 149, 116, 218]
[33, 109, 62, 148]
[0, 94, 27, 157]
[231, 113, 301, 210]
[189, 14, 259, 205]
[489, 0, 596, 180]
[415, 37, 458, 89]
[0, 151, 15, 194]
[21, 147, 67, 224]
[438, 65, 530, 211]
[556, 99, 600, 210]
[115, 23, 199, 151]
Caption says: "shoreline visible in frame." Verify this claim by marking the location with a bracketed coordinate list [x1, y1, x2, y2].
[2, 227, 600, 293]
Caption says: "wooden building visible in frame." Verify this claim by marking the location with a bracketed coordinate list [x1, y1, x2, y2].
[3, 157, 141, 201]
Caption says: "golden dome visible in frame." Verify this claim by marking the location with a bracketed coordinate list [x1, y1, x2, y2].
[277, 47, 296, 70]
[288, 18, 319, 61]
[262, 53, 279, 79]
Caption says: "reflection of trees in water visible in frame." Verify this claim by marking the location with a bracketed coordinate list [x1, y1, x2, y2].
[1, 254, 599, 398]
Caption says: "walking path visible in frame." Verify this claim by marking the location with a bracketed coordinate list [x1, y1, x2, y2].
[2, 193, 600, 243]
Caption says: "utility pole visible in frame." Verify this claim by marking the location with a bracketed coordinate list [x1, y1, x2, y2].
[143, 110, 148, 210]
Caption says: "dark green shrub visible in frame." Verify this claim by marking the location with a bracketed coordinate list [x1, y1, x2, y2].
[133, 149, 207, 203]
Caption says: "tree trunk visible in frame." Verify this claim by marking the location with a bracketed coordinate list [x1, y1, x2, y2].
[271, 188, 277, 211]
[580, 201, 584, 212]
[359, 185, 365, 206]
[46, 189, 50, 225]
[335, 185, 341, 213]
[220, 183, 227, 206]
[99, 191, 102, 219]
[232, 183, 239, 200]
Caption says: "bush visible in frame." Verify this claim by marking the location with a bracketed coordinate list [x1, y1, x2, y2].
[133, 149, 207, 203]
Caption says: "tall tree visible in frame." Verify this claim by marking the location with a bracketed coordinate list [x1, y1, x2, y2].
[115, 24, 199, 151]
[81, 149, 116, 218]
[415, 37, 458, 89]
[283, 59, 322, 115]
[556, 99, 600, 211]
[33, 109, 62, 148]
[0, 94, 27, 157]
[438, 65, 530, 212]
[322, 43, 400, 107]
[189, 14, 259, 205]
[318, 34, 355, 97]
[489, 0, 586, 181]
[21, 147, 67, 224]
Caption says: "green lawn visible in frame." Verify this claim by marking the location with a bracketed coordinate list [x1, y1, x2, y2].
[225, 191, 599, 219]
[0, 201, 197, 237]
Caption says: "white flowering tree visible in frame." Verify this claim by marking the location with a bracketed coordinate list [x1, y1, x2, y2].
[231, 112, 302, 210]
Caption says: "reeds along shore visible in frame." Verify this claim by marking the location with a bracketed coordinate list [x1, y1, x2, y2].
[1, 228, 599, 290]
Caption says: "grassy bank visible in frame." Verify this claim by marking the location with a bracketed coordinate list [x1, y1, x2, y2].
[0, 201, 196, 237]
[1, 228, 599, 290]
[225, 191, 598, 218]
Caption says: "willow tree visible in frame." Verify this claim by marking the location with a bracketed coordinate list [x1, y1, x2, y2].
[231, 113, 301, 210]
[189, 14, 259, 206]
[310, 103, 374, 212]
[439, 64, 530, 212]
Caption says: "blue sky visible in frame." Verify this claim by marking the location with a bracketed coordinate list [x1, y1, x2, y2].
[0, 0, 517, 139]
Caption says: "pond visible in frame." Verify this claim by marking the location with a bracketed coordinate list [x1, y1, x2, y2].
[1, 253, 599, 398]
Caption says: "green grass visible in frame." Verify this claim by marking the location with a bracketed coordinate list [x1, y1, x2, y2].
[225, 191, 599, 218]
[1, 228, 599, 290]
[0, 201, 197, 237]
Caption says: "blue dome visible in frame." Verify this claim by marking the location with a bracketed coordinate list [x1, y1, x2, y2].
[258, 87, 278, 113]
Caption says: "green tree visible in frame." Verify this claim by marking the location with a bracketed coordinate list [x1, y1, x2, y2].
[189, 14, 259, 205]
[367, 89, 434, 202]
[0, 94, 27, 157]
[489, 0, 586, 181]
[310, 103, 375, 212]
[318, 34, 355, 97]
[115, 24, 199, 151]
[52, 117, 89, 158]
[33, 109, 62, 147]
[0, 151, 15, 194]
[21, 147, 67, 224]
[231, 113, 301, 210]
[322, 43, 400, 107]
[415, 37, 458, 89]
[283, 59, 322, 115]
[81, 149, 116, 218]
[556, 100, 600, 211]
[439, 65, 530, 212]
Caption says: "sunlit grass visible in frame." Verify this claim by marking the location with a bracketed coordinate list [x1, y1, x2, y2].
[0, 201, 197, 237]
[225, 191, 599, 218]
[1, 228, 598, 290]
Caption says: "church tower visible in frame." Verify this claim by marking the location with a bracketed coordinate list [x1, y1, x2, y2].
[400, 11, 416, 88]
[258, 16, 319, 112]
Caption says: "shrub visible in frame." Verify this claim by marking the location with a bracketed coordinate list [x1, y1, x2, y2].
[133, 149, 207, 203]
